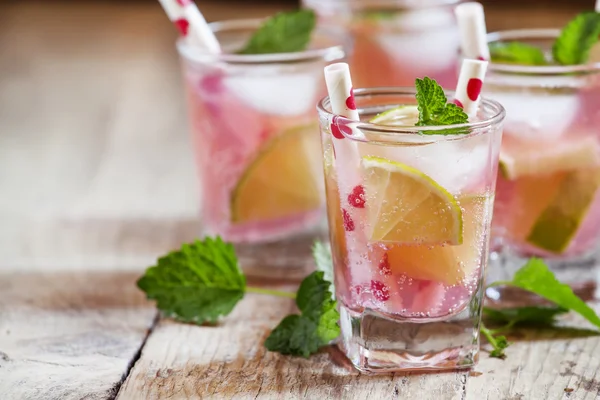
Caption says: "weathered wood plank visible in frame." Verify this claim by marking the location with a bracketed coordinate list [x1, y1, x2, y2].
[118, 289, 468, 400]
[0, 272, 157, 400]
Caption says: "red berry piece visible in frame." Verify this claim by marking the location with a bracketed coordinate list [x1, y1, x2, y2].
[378, 253, 391, 276]
[467, 78, 483, 101]
[453, 98, 464, 108]
[347, 185, 366, 208]
[345, 88, 357, 110]
[371, 280, 390, 302]
[342, 208, 355, 231]
[200, 74, 223, 94]
[174, 19, 190, 36]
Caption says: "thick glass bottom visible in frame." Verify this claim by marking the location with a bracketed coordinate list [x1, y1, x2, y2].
[338, 300, 481, 373]
[486, 247, 600, 303]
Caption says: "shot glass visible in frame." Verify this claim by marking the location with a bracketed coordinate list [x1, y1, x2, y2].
[178, 19, 345, 278]
[483, 29, 600, 298]
[303, 0, 463, 88]
[317, 87, 505, 372]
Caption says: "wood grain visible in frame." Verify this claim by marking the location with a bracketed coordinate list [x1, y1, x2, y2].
[0, 272, 157, 400]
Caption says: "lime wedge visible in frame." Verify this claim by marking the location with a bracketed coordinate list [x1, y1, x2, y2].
[499, 136, 600, 180]
[527, 168, 600, 253]
[369, 105, 420, 126]
[362, 156, 463, 244]
[231, 124, 322, 223]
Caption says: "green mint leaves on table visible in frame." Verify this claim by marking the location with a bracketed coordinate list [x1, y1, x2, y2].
[483, 257, 600, 358]
[137, 236, 338, 357]
[415, 77, 469, 134]
[553, 12, 600, 65]
[238, 9, 316, 55]
[136, 237, 246, 324]
[489, 42, 548, 66]
[490, 11, 600, 66]
[265, 271, 340, 358]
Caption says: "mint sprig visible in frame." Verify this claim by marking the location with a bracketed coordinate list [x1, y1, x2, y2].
[238, 10, 316, 55]
[553, 12, 600, 65]
[489, 42, 548, 66]
[415, 77, 469, 134]
[265, 271, 340, 357]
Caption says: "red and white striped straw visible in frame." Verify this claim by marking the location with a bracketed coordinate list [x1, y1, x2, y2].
[455, 2, 490, 61]
[158, 0, 221, 53]
[454, 59, 488, 117]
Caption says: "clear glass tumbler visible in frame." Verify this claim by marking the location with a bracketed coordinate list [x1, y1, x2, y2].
[177, 19, 345, 278]
[483, 29, 600, 299]
[303, 0, 463, 89]
[317, 87, 505, 372]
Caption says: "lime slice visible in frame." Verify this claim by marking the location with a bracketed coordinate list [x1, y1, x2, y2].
[231, 124, 322, 223]
[369, 105, 420, 126]
[386, 195, 489, 285]
[499, 136, 600, 180]
[362, 156, 463, 244]
[527, 168, 600, 253]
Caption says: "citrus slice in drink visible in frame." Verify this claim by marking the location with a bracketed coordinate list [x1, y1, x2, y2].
[499, 135, 600, 180]
[370, 105, 420, 126]
[526, 167, 600, 253]
[384, 195, 488, 285]
[231, 124, 322, 223]
[362, 156, 463, 244]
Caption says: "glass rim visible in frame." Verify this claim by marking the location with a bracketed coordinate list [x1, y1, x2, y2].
[303, 0, 461, 8]
[487, 28, 600, 75]
[317, 87, 505, 145]
[176, 18, 346, 65]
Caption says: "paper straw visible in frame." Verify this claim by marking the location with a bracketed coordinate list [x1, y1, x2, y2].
[324, 63, 360, 121]
[455, 2, 490, 61]
[158, 0, 221, 53]
[596, 0, 600, 12]
[454, 59, 488, 117]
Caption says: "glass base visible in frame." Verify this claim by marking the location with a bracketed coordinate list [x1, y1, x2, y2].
[486, 248, 600, 303]
[338, 303, 480, 373]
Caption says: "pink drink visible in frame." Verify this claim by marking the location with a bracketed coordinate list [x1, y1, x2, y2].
[318, 88, 505, 372]
[177, 19, 345, 276]
[304, 0, 462, 88]
[484, 30, 600, 291]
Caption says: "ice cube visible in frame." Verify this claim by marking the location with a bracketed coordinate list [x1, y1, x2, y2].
[374, 10, 460, 72]
[224, 66, 320, 116]
[486, 87, 579, 141]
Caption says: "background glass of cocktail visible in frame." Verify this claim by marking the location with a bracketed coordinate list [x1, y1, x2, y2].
[484, 29, 600, 297]
[178, 19, 345, 278]
[303, 0, 463, 89]
[318, 86, 505, 372]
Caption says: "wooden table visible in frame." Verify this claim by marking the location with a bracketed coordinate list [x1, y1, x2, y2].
[1, 1, 600, 399]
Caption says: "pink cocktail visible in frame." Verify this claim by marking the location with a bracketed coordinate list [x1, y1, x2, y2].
[318, 87, 505, 372]
[178, 19, 345, 277]
[303, 0, 462, 88]
[484, 29, 600, 294]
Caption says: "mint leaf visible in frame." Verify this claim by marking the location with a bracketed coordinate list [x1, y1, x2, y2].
[553, 12, 600, 65]
[137, 237, 245, 324]
[415, 77, 469, 134]
[265, 271, 340, 357]
[489, 42, 548, 66]
[504, 258, 600, 329]
[483, 306, 568, 327]
[480, 322, 509, 359]
[238, 10, 316, 55]
[312, 241, 334, 299]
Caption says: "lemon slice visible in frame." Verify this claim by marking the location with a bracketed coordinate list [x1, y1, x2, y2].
[499, 136, 600, 180]
[369, 105, 420, 126]
[362, 156, 463, 244]
[386, 195, 489, 285]
[527, 168, 600, 253]
[231, 124, 322, 223]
